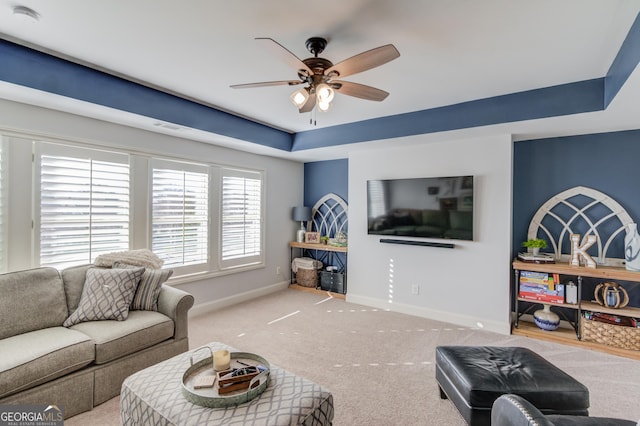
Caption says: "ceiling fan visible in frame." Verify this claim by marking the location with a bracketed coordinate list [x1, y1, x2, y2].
[230, 37, 400, 113]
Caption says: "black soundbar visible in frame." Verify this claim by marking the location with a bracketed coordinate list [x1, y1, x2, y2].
[379, 238, 455, 249]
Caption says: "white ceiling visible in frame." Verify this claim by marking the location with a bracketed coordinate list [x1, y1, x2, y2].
[1, 0, 639, 162]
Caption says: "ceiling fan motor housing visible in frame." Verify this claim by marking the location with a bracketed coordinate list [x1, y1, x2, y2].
[305, 37, 327, 56]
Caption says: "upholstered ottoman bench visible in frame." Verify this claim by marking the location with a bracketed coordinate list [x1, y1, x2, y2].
[121, 342, 334, 425]
[435, 346, 589, 426]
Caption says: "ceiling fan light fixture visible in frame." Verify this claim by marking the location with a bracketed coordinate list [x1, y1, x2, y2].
[290, 88, 309, 108]
[317, 100, 332, 112]
[315, 83, 335, 103]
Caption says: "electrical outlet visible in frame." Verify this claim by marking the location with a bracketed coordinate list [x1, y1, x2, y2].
[276, 266, 281, 275]
[411, 284, 420, 295]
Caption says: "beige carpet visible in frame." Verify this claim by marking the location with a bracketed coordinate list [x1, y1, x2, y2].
[67, 288, 640, 425]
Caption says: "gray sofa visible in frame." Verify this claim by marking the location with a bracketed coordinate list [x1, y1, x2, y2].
[369, 208, 473, 240]
[0, 264, 194, 418]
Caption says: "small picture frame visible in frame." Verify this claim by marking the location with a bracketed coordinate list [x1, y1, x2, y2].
[305, 232, 320, 244]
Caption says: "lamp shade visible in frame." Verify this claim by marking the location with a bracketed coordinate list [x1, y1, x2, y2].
[292, 206, 312, 222]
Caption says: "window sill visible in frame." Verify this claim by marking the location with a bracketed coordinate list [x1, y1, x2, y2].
[167, 262, 265, 287]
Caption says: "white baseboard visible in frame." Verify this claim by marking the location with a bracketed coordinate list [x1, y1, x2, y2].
[346, 293, 510, 335]
[189, 281, 290, 318]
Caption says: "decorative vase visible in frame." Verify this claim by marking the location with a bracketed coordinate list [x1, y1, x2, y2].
[624, 223, 640, 271]
[533, 304, 560, 331]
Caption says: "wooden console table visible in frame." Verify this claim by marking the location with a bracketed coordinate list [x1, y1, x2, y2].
[289, 241, 347, 294]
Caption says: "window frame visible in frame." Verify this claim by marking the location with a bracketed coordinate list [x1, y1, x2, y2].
[34, 142, 132, 269]
[218, 167, 265, 271]
[150, 158, 211, 276]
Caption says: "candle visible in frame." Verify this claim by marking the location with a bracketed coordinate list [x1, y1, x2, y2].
[213, 349, 230, 371]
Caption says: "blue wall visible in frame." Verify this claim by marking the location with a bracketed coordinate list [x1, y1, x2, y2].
[513, 129, 640, 307]
[303, 159, 349, 207]
[513, 129, 640, 255]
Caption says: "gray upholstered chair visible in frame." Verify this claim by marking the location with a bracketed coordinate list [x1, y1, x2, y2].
[491, 394, 636, 426]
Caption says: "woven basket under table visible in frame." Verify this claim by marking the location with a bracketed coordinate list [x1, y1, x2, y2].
[580, 317, 640, 351]
[295, 268, 318, 288]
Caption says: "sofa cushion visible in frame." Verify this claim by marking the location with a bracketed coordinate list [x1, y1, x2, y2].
[449, 210, 472, 231]
[394, 225, 418, 236]
[113, 262, 173, 311]
[69, 310, 174, 364]
[63, 268, 144, 327]
[422, 209, 449, 228]
[391, 211, 417, 226]
[415, 225, 446, 237]
[0, 267, 68, 339]
[61, 264, 94, 314]
[0, 327, 94, 399]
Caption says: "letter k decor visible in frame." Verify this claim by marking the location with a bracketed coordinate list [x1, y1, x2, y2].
[570, 233, 597, 268]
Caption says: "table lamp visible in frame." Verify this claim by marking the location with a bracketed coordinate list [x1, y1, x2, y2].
[292, 206, 312, 242]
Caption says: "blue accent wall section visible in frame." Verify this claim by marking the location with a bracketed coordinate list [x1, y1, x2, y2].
[513, 129, 640, 307]
[513, 129, 640, 258]
[304, 159, 349, 207]
[605, 13, 640, 108]
[291, 79, 605, 150]
[0, 39, 293, 151]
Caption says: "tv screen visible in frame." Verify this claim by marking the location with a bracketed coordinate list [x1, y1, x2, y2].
[367, 176, 474, 241]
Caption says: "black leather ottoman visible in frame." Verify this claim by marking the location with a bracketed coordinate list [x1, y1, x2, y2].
[435, 346, 590, 426]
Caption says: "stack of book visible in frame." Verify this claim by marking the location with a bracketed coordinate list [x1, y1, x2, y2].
[519, 271, 565, 304]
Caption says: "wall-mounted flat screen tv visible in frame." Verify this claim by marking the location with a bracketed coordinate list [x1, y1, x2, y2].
[367, 176, 474, 241]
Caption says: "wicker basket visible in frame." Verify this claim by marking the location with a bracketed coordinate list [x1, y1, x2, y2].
[295, 267, 318, 288]
[581, 316, 640, 351]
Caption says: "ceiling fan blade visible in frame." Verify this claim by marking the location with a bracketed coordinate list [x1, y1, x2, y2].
[333, 81, 389, 101]
[256, 37, 313, 75]
[230, 80, 303, 89]
[299, 93, 316, 113]
[325, 44, 400, 78]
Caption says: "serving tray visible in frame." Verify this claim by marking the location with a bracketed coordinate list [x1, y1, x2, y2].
[181, 346, 270, 408]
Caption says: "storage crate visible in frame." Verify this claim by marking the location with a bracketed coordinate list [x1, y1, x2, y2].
[581, 316, 640, 351]
[319, 271, 345, 294]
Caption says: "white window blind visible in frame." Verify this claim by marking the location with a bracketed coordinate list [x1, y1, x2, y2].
[38, 144, 130, 269]
[152, 161, 209, 272]
[367, 180, 387, 218]
[220, 168, 262, 268]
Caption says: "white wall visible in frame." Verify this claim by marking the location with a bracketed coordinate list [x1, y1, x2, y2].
[0, 98, 304, 312]
[348, 134, 513, 334]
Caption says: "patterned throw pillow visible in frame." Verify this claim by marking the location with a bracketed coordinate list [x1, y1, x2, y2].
[63, 267, 144, 327]
[113, 262, 173, 311]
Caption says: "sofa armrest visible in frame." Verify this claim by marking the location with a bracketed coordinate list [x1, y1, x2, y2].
[492, 394, 555, 426]
[157, 285, 194, 341]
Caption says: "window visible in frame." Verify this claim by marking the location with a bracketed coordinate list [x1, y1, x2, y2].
[36, 143, 130, 269]
[3, 134, 266, 278]
[151, 160, 209, 274]
[220, 168, 263, 269]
